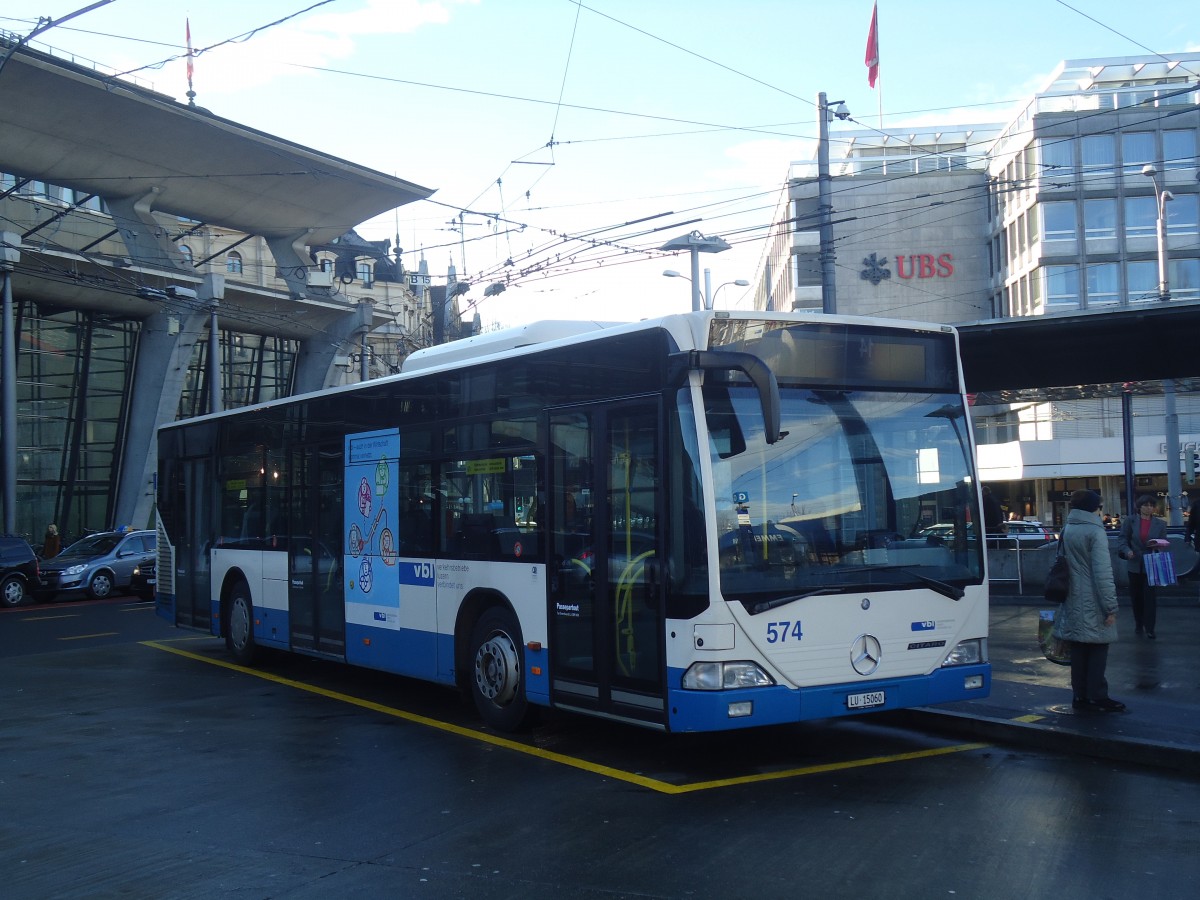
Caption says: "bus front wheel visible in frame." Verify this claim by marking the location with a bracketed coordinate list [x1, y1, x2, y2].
[469, 606, 532, 732]
[225, 580, 258, 665]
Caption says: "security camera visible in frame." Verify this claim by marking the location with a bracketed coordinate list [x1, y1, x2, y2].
[833, 102, 851, 121]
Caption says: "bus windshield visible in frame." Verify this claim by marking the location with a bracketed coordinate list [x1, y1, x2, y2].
[706, 383, 983, 611]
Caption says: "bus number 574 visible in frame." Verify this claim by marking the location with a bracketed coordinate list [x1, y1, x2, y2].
[766, 621, 803, 643]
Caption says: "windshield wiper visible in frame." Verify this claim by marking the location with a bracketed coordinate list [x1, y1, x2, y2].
[749, 587, 843, 615]
[871, 566, 964, 600]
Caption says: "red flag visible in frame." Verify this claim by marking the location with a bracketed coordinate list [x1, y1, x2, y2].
[186, 18, 194, 82]
[864, 3, 879, 88]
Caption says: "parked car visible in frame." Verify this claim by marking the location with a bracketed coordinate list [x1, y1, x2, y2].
[1, 535, 41, 608]
[130, 560, 156, 602]
[916, 523, 977, 544]
[38, 530, 156, 600]
[989, 520, 1056, 548]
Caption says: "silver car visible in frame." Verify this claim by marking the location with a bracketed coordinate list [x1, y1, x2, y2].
[38, 530, 156, 600]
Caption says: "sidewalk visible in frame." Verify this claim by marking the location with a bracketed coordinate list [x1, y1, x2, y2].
[890, 587, 1200, 776]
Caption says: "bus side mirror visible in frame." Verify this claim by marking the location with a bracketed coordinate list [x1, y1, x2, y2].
[668, 350, 781, 445]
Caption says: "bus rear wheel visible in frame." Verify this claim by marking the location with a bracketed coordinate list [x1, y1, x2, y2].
[225, 580, 258, 665]
[469, 606, 532, 732]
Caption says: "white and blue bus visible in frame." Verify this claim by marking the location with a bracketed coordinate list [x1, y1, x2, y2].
[155, 310, 990, 732]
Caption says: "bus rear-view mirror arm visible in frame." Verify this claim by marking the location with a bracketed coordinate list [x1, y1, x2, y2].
[668, 350, 782, 445]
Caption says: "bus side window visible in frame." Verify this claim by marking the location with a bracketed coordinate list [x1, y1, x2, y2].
[398, 462, 435, 556]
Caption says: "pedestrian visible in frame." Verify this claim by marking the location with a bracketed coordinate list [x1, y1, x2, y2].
[982, 486, 1004, 535]
[1052, 489, 1125, 712]
[42, 523, 60, 560]
[1186, 500, 1200, 551]
[1118, 494, 1168, 638]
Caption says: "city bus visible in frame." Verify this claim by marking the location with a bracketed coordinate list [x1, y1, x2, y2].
[154, 310, 990, 732]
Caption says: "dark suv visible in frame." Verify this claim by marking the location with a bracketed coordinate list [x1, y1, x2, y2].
[1, 536, 41, 608]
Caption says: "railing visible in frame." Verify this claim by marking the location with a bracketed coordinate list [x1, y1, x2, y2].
[988, 535, 1200, 598]
[986, 534, 1025, 593]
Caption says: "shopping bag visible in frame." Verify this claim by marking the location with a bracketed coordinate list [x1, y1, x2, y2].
[1038, 609, 1071, 666]
[1145, 549, 1177, 587]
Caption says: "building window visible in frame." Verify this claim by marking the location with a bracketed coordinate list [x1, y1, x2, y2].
[1173, 259, 1200, 301]
[1045, 265, 1080, 308]
[1085, 262, 1120, 307]
[1083, 198, 1117, 240]
[1121, 131, 1155, 175]
[1124, 195, 1157, 239]
[1030, 268, 1043, 310]
[1167, 194, 1199, 236]
[178, 244, 193, 266]
[1081, 134, 1115, 178]
[1127, 260, 1159, 303]
[358, 262, 373, 285]
[1038, 137, 1074, 180]
[225, 251, 243, 274]
[1042, 202, 1077, 242]
[1164, 130, 1196, 170]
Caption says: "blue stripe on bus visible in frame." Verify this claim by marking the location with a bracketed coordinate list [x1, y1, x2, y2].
[664, 664, 991, 733]
[344, 622, 442, 681]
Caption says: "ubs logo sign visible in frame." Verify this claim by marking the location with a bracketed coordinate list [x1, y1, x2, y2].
[860, 253, 891, 285]
[861, 252, 955, 286]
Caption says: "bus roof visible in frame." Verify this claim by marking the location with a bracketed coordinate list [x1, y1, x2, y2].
[401, 320, 619, 373]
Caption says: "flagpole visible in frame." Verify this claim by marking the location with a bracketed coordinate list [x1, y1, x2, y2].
[875, 4, 882, 129]
[865, 2, 881, 126]
[186, 18, 195, 107]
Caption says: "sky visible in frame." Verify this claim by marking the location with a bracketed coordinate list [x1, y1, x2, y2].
[3, 0, 1199, 329]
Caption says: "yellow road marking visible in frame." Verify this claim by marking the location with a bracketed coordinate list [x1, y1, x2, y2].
[1013, 714, 1045, 723]
[122, 605, 156, 612]
[60, 632, 119, 640]
[142, 639, 990, 794]
[21, 614, 79, 621]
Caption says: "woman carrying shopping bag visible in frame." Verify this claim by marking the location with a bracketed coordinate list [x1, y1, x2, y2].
[1053, 490, 1125, 712]
[1118, 494, 1168, 638]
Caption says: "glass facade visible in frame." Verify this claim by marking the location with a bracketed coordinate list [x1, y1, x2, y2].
[14, 302, 138, 546]
[177, 330, 298, 419]
[8, 301, 297, 546]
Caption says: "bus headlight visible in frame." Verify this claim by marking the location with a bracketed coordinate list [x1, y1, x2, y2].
[941, 638, 987, 667]
[682, 661, 775, 690]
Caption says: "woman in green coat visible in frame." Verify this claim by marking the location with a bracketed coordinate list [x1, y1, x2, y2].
[1053, 489, 1125, 712]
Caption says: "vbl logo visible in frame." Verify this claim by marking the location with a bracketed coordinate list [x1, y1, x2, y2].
[911, 620, 936, 632]
[401, 561, 435, 586]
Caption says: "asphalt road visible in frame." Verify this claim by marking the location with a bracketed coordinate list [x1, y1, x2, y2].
[2, 596, 1198, 899]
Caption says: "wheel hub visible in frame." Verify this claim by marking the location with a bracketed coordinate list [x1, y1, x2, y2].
[474, 631, 519, 705]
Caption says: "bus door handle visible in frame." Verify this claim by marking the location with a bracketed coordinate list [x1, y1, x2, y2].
[642, 556, 662, 609]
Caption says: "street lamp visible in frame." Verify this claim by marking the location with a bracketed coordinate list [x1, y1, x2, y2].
[817, 92, 850, 315]
[659, 231, 731, 311]
[1143, 164, 1182, 523]
[1142, 164, 1175, 302]
[664, 270, 748, 309]
[712, 279, 751, 308]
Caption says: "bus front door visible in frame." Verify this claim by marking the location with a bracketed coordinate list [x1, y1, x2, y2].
[549, 401, 666, 727]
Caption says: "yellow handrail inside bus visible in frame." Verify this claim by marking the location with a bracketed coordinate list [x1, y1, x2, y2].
[615, 549, 655, 676]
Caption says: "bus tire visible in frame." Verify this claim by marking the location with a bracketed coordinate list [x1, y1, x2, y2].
[469, 605, 532, 732]
[225, 579, 258, 665]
